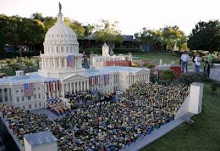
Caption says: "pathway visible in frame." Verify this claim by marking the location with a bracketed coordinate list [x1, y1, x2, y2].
[210, 64, 220, 81]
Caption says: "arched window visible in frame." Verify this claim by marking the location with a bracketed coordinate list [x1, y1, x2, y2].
[66, 47, 69, 52]
[51, 47, 53, 53]
[56, 47, 58, 53]
[61, 47, 64, 52]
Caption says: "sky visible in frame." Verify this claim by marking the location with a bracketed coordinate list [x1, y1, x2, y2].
[0, 0, 220, 35]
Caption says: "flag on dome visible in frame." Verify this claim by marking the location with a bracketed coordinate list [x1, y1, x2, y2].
[67, 55, 74, 67]
[24, 83, 33, 97]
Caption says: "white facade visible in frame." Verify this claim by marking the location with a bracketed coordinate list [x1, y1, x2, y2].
[90, 43, 132, 67]
[175, 82, 204, 119]
[0, 8, 150, 111]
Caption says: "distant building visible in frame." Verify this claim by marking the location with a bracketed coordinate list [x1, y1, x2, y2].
[90, 43, 132, 67]
[78, 35, 136, 49]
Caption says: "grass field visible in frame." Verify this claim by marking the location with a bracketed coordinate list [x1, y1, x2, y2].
[141, 83, 220, 151]
[132, 52, 181, 64]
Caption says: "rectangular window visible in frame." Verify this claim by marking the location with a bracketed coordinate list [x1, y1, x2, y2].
[34, 95, 36, 99]
[17, 97, 20, 102]
[39, 102, 41, 107]
[35, 103, 37, 108]
[29, 104, 32, 109]
[38, 94, 41, 99]
[28, 96, 31, 100]
[23, 106, 25, 110]
[22, 97, 25, 101]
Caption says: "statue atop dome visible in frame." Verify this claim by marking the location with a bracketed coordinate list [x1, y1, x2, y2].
[59, 2, 62, 13]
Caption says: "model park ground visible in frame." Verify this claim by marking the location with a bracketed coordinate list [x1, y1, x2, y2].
[0, 51, 220, 151]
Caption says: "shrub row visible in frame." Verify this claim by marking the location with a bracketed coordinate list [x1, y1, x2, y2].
[113, 48, 144, 53]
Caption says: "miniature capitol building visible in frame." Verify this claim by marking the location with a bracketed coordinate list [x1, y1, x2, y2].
[0, 8, 150, 111]
[90, 43, 132, 67]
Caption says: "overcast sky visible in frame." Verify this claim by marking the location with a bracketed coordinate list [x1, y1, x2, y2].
[0, 0, 219, 35]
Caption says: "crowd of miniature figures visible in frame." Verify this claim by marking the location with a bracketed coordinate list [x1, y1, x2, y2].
[0, 82, 189, 151]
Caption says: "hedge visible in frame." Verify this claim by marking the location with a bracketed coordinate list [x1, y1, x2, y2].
[113, 48, 144, 53]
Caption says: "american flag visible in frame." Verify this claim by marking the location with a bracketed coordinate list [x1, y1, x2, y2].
[95, 76, 99, 85]
[67, 55, 74, 67]
[104, 74, 109, 84]
[56, 80, 60, 91]
[89, 77, 92, 86]
[24, 83, 33, 97]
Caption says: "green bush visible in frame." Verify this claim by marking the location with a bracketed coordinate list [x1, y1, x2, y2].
[150, 74, 158, 83]
[161, 70, 176, 83]
[113, 48, 144, 53]
[0, 52, 40, 59]
[213, 58, 220, 63]
[179, 72, 211, 86]
[79, 47, 102, 55]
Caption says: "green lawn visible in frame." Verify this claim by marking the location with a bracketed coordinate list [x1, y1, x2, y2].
[132, 52, 181, 64]
[141, 83, 220, 151]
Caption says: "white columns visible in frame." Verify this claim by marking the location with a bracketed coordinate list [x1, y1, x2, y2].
[70, 83, 72, 93]
[53, 58, 56, 69]
[65, 58, 67, 69]
[7, 88, 11, 102]
[87, 80, 89, 91]
[73, 82, 76, 93]
[2, 88, 5, 102]
[59, 58, 61, 69]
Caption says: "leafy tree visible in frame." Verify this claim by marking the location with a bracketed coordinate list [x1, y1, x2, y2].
[84, 24, 96, 48]
[44, 16, 56, 31]
[161, 26, 186, 52]
[95, 19, 124, 51]
[31, 13, 44, 22]
[64, 18, 85, 40]
[84, 24, 95, 37]
[188, 20, 220, 52]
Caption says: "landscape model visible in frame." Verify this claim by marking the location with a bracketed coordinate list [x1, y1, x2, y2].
[0, 3, 204, 151]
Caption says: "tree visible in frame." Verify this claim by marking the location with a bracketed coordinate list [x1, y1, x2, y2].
[95, 19, 124, 52]
[64, 18, 85, 40]
[31, 13, 44, 22]
[161, 26, 186, 52]
[188, 20, 220, 52]
[44, 16, 56, 31]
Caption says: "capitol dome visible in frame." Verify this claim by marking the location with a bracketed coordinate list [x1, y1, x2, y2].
[44, 12, 78, 45]
[43, 11, 80, 56]
[39, 7, 84, 79]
